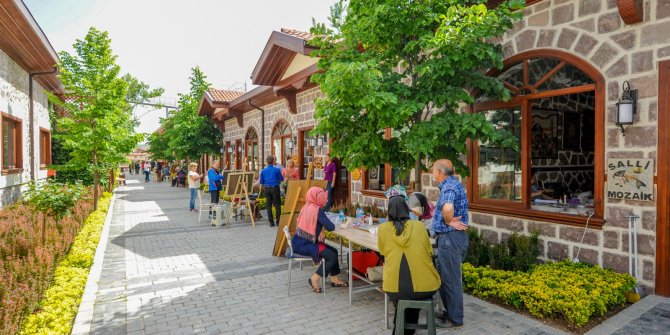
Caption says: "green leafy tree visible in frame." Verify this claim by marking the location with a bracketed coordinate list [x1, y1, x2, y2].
[51, 27, 143, 209]
[311, 0, 523, 190]
[149, 67, 222, 161]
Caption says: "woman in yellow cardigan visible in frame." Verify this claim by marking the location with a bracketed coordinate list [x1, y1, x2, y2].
[378, 195, 441, 335]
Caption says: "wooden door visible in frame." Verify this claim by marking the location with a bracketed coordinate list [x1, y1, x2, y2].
[657, 60, 670, 296]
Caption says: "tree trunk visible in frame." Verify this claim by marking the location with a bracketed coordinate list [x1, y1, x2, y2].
[414, 157, 422, 192]
[93, 149, 99, 210]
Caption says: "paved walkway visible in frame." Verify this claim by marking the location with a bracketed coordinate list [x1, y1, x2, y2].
[73, 173, 668, 335]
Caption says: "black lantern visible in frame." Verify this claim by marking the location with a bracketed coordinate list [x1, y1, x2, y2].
[615, 81, 637, 136]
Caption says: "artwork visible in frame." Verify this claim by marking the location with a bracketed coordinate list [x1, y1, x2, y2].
[369, 166, 379, 180]
[531, 109, 559, 158]
[313, 156, 323, 169]
[606, 159, 654, 202]
[562, 112, 581, 150]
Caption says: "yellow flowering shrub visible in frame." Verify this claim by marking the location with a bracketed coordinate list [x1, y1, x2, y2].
[463, 260, 636, 328]
[19, 193, 113, 335]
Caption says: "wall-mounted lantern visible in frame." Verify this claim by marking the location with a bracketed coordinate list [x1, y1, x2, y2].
[615, 81, 637, 136]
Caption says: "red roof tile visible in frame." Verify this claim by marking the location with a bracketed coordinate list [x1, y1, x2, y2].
[280, 28, 315, 41]
[208, 89, 245, 102]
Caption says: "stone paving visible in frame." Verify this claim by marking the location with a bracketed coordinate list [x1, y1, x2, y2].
[73, 173, 669, 335]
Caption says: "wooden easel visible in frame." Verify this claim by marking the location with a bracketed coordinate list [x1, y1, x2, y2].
[224, 158, 256, 226]
[273, 163, 328, 256]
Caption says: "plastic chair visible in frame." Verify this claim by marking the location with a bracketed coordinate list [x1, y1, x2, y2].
[394, 300, 436, 335]
[283, 226, 325, 296]
[197, 190, 214, 223]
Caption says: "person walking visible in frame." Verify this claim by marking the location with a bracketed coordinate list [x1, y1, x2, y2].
[135, 162, 140, 175]
[323, 153, 337, 211]
[143, 161, 151, 182]
[128, 162, 133, 175]
[259, 155, 283, 227]
[431, 159, 469, 328]
[207, 160, 225, 204]
[188, 163, 203, 212]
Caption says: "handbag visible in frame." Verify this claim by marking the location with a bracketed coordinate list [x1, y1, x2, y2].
[365, 265, 384, 282]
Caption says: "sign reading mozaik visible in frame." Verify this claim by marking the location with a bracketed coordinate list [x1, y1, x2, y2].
[606, 158, 654, 202]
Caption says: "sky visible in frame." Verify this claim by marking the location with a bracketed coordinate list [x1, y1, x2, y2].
[23, 0, 332, 135]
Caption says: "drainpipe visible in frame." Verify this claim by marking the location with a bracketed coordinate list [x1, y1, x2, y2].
[29, 68, 58, 181]
[248, 100, 265, 166]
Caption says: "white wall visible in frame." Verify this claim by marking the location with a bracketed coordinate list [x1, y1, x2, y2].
[0, 47, 51, 207]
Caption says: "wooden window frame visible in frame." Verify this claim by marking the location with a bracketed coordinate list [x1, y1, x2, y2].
[245, 127, 259, 171]
[235, 139, 242, 170]
[1, 112, 23, 175]
[298, 126, 313, 179]
[271, 119, 292, 165]
[467, 50, 605, 229]
[360, 129, 416, 197]
[39, 128, 51, 169]
[224, 141, 231, 170]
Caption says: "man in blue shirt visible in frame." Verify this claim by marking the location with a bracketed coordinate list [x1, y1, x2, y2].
[207, 160, 225, 204]
[259, 155, 284, 227]
[431, 159, 468, 328]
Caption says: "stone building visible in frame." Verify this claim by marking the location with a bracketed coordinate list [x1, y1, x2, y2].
[0, 0, 62, 206]
[200, 0, 670, 296]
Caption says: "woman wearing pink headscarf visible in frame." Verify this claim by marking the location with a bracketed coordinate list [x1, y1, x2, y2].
[291, 187, 348, 293]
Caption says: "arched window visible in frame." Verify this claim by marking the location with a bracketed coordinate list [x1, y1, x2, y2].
[272, 120, 292, 167]
[245, 127, 259, 171]
[469, 51, 604, 227]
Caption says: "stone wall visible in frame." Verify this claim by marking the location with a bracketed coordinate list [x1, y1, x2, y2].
[222, 86, 328, 179]
[0, 47, 51, 207]
[462, 0, 670, 291]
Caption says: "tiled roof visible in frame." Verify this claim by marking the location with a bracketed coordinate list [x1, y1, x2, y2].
[208, 89, 245, 102]
[280, 28, 315, 41]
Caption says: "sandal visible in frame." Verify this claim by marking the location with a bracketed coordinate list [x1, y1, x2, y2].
[331, 281, 349, 287]
[308, 278, 322, 293]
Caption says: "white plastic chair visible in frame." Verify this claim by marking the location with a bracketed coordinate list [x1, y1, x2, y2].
[283, 226, 325, 295]
[197, 190, 214, 223]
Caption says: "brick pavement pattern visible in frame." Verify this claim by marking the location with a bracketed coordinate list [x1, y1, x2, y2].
[73, 173, 668, 335]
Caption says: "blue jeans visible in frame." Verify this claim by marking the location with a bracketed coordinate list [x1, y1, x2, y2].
[324, 180, 333, 212]
[189, 188, 197, 210]
[435, 230, 469, 325]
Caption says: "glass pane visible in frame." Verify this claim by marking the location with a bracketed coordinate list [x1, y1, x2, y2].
[273, 139, 281, 163]
[527, 58, 561, 86]
[3, 120, 14, 169]
[366, 164, 385, 191]
[497, 62, 524, 88]
[391, 166, 413, 190]
[536, 63, 594, 91]
[477, 107, 522, 202]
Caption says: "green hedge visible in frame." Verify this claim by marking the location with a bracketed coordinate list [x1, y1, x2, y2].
[463, 260, 636, 328]
[19, 193, 113, 335]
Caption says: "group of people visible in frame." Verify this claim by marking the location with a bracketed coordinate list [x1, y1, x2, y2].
[290, 159, 469, 334]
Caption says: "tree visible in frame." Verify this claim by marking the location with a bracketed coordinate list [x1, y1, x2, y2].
[310, 0, 523, 190]
[51, 27, 143, 209]
[148, 67, 222, 161]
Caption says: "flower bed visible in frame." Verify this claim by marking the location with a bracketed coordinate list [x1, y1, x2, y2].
[463, 260, 636, 328]
[19, 193, 112, 335]
[0, 188, 95, 335]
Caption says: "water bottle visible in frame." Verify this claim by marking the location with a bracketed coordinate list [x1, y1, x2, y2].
[339, 210, 346, 224]
[355, 207, 364, 225]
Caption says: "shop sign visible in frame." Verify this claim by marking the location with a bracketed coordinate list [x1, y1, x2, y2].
[606, 158, 654, 202]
